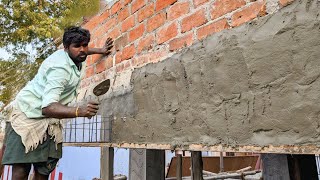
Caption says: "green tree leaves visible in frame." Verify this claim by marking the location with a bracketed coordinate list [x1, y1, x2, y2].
[0, 0, 100, 109]
[0, 0, 100, 47]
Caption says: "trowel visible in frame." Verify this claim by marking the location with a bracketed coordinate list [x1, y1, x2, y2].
[93, 79, 111, 99]
[93, 79, 110, 96]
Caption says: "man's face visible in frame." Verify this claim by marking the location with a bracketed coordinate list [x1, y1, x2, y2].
[65, 42, 89, 64]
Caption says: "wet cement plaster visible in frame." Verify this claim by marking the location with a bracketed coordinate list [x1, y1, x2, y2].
[101, 0, 320, 148]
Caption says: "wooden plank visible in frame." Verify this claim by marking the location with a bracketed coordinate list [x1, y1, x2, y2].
[146, 150, 165, 180]
[191, 151, 203, 180]
[261, 154, 290, 180]
[101, 147, 114, 180]
[288, 155, 318, 180]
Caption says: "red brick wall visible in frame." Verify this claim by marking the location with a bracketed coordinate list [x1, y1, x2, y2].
[81, 0, 295, 87]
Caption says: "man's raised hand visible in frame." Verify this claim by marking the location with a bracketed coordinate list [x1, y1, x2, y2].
[102, 37, 113, 56]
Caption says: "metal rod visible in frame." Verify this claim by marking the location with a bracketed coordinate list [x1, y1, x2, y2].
[74, 118, 77, 142]
[88, 117, 91, 142]
[82, 117, 85, 142]
[96, 115, 98, 142]
[103, 117, 106, 142]
[91, 117, 94, 142]
[69, 120, 72, 142]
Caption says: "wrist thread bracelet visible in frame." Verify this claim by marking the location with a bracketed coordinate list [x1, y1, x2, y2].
[75, 106, 79, 117]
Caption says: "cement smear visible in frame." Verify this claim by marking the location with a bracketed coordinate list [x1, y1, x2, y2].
[101, 0, 320, 148]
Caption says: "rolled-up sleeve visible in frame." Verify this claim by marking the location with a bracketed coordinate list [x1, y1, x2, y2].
[41, 67, 70, 108]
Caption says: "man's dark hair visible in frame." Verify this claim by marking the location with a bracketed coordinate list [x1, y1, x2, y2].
[63, 26, 90, 48]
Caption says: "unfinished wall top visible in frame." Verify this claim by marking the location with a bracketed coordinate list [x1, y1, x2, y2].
[68, 0, 320, 154]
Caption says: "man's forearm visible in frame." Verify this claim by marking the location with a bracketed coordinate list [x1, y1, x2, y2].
[88, 47, 103, 55]
[42, 102, 77, 119]
[42, 102, 99, 119]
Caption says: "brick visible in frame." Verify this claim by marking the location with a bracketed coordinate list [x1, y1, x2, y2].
[118, 7, 130, 22]
[169, 33, 193, 51]
[279, 0, 294, 7]
[211, 0, 246, 20]
[116, 63, 125, 73]
[132, 0, 146, 13]
[97, 35, 113, 47]
[129, 23, 145, 42]
[105, 56, 114, 70]
[122, 44, 136, 60]
[88, 41, 95, 49]
[168, 2, 190, 20]
[149, 50, 167, 63]
[107, 26, 121, 39]
[83, 16, 100, 31]
[93, 29, 102, 41]
[94, 26, 108, 40]
[115, 51, 122, 64]
[132, 55, 149, 66]
[123, 0, 132, 5]
[122, 15, 135, 32]
[197, 18, 230, 40]
[147, 12, 166, 32]
[138, 3, 155, 22]
[86, 56, 93, 66]
[93, 73, 105, 83]
[181, 9, 207, 33]
[123, 60, 131, 70]
[105, 17, 117, 32]
[156, 22, 178, 44]
[80, 79, 89, 88]
[231, 1, 266, 27]
[96, 10, 110, 24]
[96, 59, 106, 73]
[91, 54, 103, 63]
[137, 34, 155, 53]
[86, 66, 94, 78]
[114, 34, 129, 51]
[193, 0, 209, 7]
[156, 0, 177, 11]
[111, 1, 122, 16]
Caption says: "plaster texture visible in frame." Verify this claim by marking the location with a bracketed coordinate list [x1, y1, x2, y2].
[98, 0, 320, 149]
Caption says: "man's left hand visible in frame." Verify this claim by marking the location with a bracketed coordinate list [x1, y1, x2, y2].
[101, 37, 113, 56]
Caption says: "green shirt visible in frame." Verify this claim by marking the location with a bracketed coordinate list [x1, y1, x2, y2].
[16, 49, 81, 118]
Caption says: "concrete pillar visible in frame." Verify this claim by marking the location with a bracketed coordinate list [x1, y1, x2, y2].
[101, 147, 114, 180]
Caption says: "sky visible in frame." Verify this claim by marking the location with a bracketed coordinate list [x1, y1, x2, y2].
[0, 48, 11, 60]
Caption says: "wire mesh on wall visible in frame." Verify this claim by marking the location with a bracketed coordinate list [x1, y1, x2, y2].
[63, 115, 112, 143]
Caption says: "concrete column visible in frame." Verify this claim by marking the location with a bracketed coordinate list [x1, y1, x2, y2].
[101, 147, 114, 180]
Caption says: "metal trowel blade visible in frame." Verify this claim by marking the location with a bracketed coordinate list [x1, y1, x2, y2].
[93, 79, 110, 96]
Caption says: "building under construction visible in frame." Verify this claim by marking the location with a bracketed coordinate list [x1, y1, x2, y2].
[6, 0, 320, 179]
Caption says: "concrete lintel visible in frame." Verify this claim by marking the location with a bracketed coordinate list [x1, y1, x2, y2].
[63, 142, 320, 155]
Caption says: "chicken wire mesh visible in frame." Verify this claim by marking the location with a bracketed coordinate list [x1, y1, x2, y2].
[63, 115, 112, 143]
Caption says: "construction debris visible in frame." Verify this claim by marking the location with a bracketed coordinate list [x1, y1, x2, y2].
[165, 170, 262, 180]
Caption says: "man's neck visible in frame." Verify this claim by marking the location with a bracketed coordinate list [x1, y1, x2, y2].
[76, 63, 82, 71]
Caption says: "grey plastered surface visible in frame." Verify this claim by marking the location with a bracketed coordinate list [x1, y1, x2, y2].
[99, 0, 320, 150]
